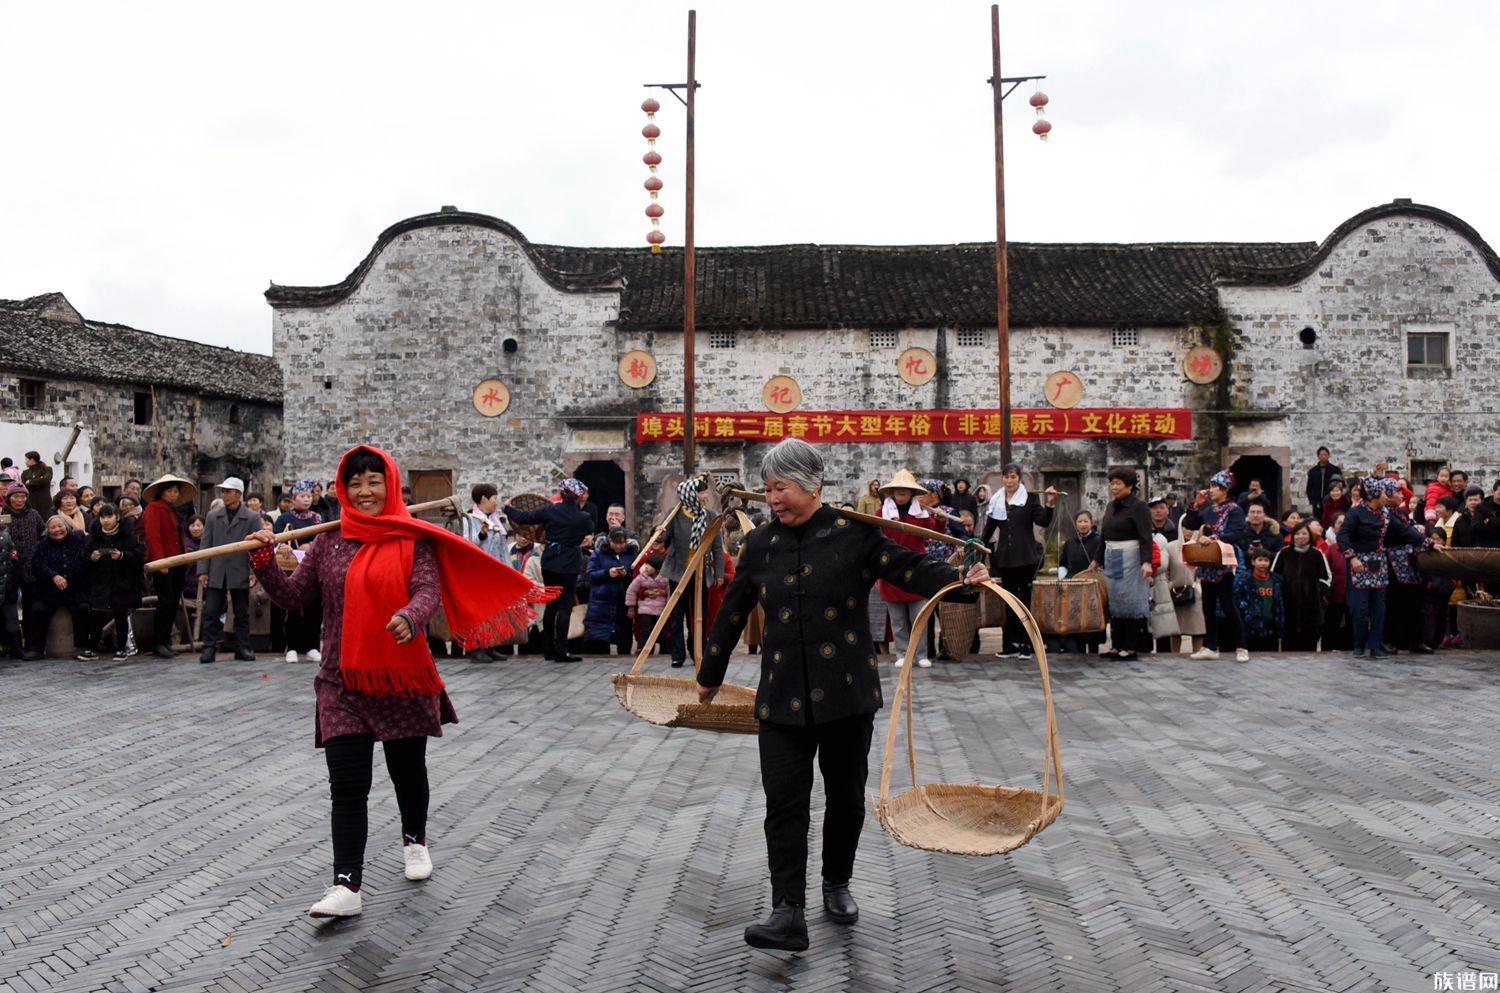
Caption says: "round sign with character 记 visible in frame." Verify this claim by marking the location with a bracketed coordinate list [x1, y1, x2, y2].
[472, 379, 511, 417]
[762, 375, 802, 414]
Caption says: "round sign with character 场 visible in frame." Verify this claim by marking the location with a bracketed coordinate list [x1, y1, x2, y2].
[1183, 345, 1223, 385]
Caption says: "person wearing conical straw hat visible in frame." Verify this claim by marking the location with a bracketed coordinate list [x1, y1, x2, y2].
[141, 473, 197, 659]
[697, 439, 991, 952]
[246, 445, 559, 919]
[875, 469, 943, 670]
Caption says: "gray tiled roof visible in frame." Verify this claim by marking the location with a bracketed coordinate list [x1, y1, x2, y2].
[0, 296, 282, 403]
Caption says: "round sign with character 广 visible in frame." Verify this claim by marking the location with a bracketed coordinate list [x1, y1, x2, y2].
[1043, 370, 1083, 409]
[472, 379, 511, 417]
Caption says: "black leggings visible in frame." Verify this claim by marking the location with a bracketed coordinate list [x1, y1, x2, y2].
[323, 734, 429, 888]
[1200, 576, 1243, 652]
[91, 608, 132, 652]
[541, 569, 580, 657]
[153, 567, 185, 650]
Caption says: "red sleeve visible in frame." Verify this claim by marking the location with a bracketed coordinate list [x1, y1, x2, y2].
[143, 502, 182, 560]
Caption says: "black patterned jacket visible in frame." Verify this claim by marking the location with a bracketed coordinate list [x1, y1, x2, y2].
[697, 505, 970, 726]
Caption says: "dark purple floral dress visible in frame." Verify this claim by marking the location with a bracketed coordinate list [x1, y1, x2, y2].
[253, 533, 458, 746]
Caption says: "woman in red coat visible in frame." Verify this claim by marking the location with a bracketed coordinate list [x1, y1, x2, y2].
[875, 470, 942, 669]
[141, 474, 196, 658]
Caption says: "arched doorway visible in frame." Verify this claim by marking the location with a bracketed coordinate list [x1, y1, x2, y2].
[1228, 453, 1284, 517]
[574, 459, 625, 531]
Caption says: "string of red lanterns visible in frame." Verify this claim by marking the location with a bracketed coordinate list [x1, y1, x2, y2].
[1030, 86, 1051, 140]
[642, 98, 665, 251]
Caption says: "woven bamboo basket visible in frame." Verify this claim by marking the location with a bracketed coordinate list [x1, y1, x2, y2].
[937, 600, 981, 658]
[611, 515, 759, 734]
[877, 579, 1063, 856]
[507, 492, 551, 544]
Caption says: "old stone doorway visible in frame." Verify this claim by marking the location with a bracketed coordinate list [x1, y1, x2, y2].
[573, 459, 625, 531]
[1228, 453, 1285, 517]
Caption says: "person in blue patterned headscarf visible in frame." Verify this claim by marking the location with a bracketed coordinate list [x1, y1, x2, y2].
[501, 479, 596, 662]
[1182, 469, 1248, 662]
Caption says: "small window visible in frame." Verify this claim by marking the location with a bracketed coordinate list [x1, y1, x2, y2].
[323, 377, 334, 390]
[1410, 460, 1445, 488]
[709, 329, 737, 349]
[229, 403, 241, 425]
[18, 379, 45, 410]
[870, 328, 898, 349]
[955, 327, 986, 348]
[1112, 327, 1139, 348]
[133, 391, 154, 425]
[1406, 332, 1448, 368]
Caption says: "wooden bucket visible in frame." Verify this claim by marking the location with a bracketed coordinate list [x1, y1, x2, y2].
[1030, 576, 1107, 635]
[877, 580, 1063, 856]
[978, 584, 1006, 629]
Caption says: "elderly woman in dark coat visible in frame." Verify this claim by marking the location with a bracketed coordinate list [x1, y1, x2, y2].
[27, 516, 92, 659]
[1094, 467, 1154, 660]
[697, 438, 990, 953]
[982, 463, 1056, 659]
[5, 483, 45, 656]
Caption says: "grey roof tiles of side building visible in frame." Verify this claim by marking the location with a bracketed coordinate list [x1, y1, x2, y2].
[0, 298, 282, 404]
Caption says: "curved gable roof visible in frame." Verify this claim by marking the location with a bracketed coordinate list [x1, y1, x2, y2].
[1217, 199, 1500, 287]
[264, 210, 625, 309]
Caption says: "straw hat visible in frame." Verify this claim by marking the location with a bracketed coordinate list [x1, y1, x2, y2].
[143, 473, 197, 504]
[878, 469, 929, 496]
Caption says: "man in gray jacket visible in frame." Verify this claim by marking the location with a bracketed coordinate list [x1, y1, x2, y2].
[200, 477, 259, 663]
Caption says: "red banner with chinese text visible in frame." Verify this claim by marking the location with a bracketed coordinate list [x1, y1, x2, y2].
[635, 408, 1191, 444]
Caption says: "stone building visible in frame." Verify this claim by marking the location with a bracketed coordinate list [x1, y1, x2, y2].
[266, 200, 1499, 525]
[0, 293, 284, 508]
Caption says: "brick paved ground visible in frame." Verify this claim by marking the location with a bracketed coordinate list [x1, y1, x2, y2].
[1, 649, 1498, 993]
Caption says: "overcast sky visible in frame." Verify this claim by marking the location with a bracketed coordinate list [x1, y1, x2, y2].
[3, 2, 1496, 356]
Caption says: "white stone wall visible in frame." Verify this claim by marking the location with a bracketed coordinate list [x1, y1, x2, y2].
[1220, 212, 1500, 506]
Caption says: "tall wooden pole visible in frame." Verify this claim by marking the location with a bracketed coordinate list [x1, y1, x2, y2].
[682, 10, 698, 475]
[991, 4, 1012, 469]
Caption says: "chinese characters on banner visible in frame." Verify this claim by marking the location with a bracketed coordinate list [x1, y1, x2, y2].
[635, 408, 1192, 444]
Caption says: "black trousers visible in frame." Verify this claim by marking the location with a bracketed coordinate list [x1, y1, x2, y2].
[1200, 576, 1243, 652]
[27, 596, 90, 655]
[994, 564, 1038, 651]
[1322, 602, 1351, 651]
[759, 712, 875, 907]
[323, 733, 429, 888]
[667, 577, 709, 664]
[285, 597, 322, 653]
[1385, 583, 1423, 651]
[202, 586, 250, 653]
[91, 608, 132, 652]
[540, 569, 579, 657]
[153, 567, 185, 650]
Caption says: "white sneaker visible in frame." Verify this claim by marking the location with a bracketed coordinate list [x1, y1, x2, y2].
[1189, 648, 1220, 661]
[915, 657, 932, 669]
[894, 656, 904, 668]
[285, 650, 299, 663]
[404, 843, 433, 881]
[308, 884, 362, 917]
[307, 649, 323, 664]
[1235, 648, 1250, 663]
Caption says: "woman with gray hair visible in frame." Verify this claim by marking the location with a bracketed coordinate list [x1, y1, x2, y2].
[25, 515, 93, 659]
[696, 437, 990, 952]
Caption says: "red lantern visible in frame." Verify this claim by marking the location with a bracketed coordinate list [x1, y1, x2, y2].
[642, 122, 661, 140]
[1029, 90, 1049, 109]
[646, 203, 664, 219]
[647, 229, 666, 246]
[643, 149, 662, 166]
[641, 97, 661, 114]
[1032, 118, 1052, 140]
[645, 176, 663, 192]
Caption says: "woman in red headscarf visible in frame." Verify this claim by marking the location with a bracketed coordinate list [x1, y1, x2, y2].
[248, 446, 553, 919]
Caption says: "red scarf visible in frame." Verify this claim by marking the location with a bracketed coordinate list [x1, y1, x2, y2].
[336, 446, 557, 697]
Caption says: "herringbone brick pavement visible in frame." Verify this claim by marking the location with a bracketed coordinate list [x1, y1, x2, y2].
[1, 651, 1497, 992]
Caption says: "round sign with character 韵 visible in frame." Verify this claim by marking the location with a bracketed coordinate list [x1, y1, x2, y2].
[898, 347, 937, 386]
[762, 375, 802, 414]
[1043, 370, 1083, 409]
[472, 379, 511, 417]
[618, 349, 657, 389]
[1183, 345, 1224, 385]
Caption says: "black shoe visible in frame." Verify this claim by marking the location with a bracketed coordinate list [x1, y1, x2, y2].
[1113, 651, 1138, 661]
[200, 649, 216, 664]
[234, 649, 256, 662]
[20, 650, 44, 661]
[154, 645, 177, 659]
[670, 658, 686, 668]
[560, 653, 583, 663]
[935, 651, 957, 662]
[822, 880, 859, 924]
[1413, 644, 1435, 654]
[468, 649, 496, 663]
[744, 900, 809, 951]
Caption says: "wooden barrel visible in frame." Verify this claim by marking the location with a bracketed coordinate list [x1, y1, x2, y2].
[1030, 577, 1107, 635]
[978, 585, 1006, 629]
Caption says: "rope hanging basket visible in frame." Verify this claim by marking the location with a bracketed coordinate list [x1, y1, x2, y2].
[507, 492, 551, 545]
[877, 578, 1064, 856]
[611, 514, 760, 734]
